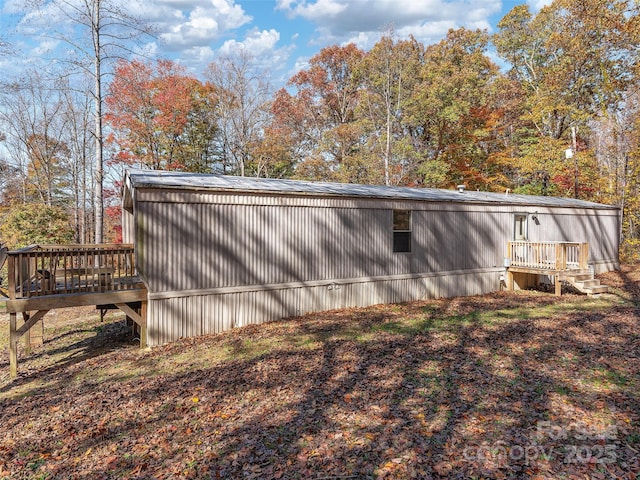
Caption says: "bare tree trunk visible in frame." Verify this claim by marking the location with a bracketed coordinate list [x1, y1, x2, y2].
[384, 81, 391, 186]
[82, 151, 88, 243]
[93, 0, 104, 244]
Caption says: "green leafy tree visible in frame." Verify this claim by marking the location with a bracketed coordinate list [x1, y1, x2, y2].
[408, 28, 504, 189]
[0, 203, 75, 248]
[494, 0, 640, 197]
[357, 34, 424, 185]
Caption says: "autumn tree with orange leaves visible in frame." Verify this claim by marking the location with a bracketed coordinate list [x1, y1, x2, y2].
[272, 44, 368, 183]
[105, 59, 219, 173]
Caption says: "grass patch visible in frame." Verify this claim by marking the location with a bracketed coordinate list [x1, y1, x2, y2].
[0, 269, 638, 479]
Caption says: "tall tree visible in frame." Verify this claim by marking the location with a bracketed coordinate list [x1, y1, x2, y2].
[205, 50, 272, 176]
[495, 0, 636, 139]
[357, 34, 424, 185]
[408, 28, 503, 189]
[106, 59, 219, 172]
[27, 0, 153, 242]
[61, 78, 95, 243]
[274, 44, 367, 182]
[0, 72, 72, 206]
[25, 133, 72, 205]
[494, 0, 640, 197]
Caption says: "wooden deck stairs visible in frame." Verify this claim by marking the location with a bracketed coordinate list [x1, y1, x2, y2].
[506, 241, 609, 296]
[562, 270, 609, 295]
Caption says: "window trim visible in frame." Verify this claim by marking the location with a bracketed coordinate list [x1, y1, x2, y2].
[393, 209, 412, 253]
[514, 213, 528, 241]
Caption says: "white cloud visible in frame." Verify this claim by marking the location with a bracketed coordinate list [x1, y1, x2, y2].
[277, 0, 501, 46]
[156, 0, 252, 51]
[343, 31, 374, 50]
[15, 3, 69, 35]
[400, 20, 458, 39]
[216, 28, 296, 75]
[182, 45, 217, 67]
[288, 0, 348, 18]
[30, 38, 60, 56]
[220, 28, 280, 56]
[291, 56, 310, 72]
[133, 41, 159, 60]
[275, 0, 295, 11]
[2, 0, 26, 15]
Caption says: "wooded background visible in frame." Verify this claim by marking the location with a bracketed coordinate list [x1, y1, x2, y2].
[1, 0, 639, 261]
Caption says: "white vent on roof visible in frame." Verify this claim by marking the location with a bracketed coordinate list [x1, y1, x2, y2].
[457, 184, 466, 193]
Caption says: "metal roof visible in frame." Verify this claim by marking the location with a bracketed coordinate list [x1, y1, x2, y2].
[125, 169, 619, 210]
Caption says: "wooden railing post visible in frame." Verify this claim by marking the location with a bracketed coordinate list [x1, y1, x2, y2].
[580, 243, 589, 270]
[7, 254, 15, 301]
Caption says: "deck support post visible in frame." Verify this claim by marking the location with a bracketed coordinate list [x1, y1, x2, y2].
[9, 312, 17, 379]
[554, 275, 562, 296]
[115, 301, 147, 348]
[9, 310, 50, 378]
[23, 313, 31, 356]
[139, 301, 147, 349]
[507, 270, 514, 291]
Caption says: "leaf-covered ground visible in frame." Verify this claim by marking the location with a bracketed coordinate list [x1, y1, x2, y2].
[1, 267, 639, 479]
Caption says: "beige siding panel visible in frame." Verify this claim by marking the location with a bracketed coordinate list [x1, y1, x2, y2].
[136, 199, 618, 295]
[122, 209, 135, 244]
[527, 211, 619, 266]
[140, 203, 393, 292]
[135, 188, 620, 214]
[146, 269, 501, 346]
[135, 189, 619, 346]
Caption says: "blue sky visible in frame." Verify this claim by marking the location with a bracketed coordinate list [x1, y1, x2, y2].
[0, 0, 550, 86]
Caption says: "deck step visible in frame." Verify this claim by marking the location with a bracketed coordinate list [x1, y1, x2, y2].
[585, 285, 609, 295]
[574, 279, 600, 288]
[565, 274, 609, 295]
[566, 273, 592, 282]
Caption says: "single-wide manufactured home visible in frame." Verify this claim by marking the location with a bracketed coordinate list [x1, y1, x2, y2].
[122, 170, 620, 346]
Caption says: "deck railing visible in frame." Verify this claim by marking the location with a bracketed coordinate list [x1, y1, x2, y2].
[507, 241, 589, 271]
[7, 244, 140, 300]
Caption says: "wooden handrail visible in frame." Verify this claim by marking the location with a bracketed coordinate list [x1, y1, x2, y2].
[507, 241, 589, 271]
[7, 243, 133, 253]
[6, 244, 138, 299]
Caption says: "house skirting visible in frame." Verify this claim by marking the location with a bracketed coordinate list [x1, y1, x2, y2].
[146, 268, 503, 346]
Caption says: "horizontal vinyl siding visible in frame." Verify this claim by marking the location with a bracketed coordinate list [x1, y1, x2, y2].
[146, 269, 501, 346]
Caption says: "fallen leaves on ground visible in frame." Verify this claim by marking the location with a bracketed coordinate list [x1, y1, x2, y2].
[0, 267, 639, 479]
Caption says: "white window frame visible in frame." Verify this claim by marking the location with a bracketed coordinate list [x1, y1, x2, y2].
[514, 214, 528, 241]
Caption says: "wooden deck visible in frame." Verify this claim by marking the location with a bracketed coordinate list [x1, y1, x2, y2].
[505, 241, 602, 295]
[3, 244, 148, 378]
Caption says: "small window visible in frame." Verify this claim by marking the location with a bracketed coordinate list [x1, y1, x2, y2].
[393, 209, 412, 253]
[514, 214, 528, 241]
